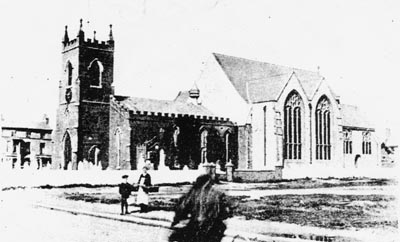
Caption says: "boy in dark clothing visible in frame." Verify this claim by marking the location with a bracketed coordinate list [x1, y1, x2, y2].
[119, 175, 132, 215]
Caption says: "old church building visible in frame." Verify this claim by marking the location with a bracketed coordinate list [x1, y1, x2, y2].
[196, 53, 378, 176]
[53, 21, 236, 171]
[53, 21, 378, 177]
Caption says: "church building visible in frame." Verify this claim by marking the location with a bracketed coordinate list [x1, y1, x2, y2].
[53, 20, 378, 177]
[196, 53, 378, 175]
[53, 20, 236, 171]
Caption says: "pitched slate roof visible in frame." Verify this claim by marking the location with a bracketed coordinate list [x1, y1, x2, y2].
[213, 53, 324, 102]
[114, 95, 215, 117]
[340, 104, 373, 130]
[1, 120, 52, 131]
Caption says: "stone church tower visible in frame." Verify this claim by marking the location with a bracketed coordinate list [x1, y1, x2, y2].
[53, 20, 114, 170]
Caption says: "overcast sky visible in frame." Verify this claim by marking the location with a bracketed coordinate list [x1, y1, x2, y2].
[0, 0, 398, 142]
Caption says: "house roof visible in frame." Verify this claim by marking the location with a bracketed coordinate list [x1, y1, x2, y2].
[1, 120, 52, 131]
[213, 53, 324, 102]
[340, 104, 373, 130]
[114, 95, 215, 118]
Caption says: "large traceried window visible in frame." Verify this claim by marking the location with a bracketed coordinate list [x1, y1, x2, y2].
[343, 130, 352, 154]
[284, 92, 303, 160]
[316, 96, 331, 160]
[362, 131, 372, 155]
[88, 59, 104, 87]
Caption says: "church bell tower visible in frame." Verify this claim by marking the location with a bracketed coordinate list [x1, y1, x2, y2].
[53, 19, 115, 170]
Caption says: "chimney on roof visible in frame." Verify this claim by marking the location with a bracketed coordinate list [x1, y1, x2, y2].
[43, 114, 49, 125]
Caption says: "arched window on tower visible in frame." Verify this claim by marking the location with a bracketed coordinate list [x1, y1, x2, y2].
[283, 91, 303, 160]
[66, 61, 73, 86]
[315, 96, 331, 160]
[88, 59, 103, 87]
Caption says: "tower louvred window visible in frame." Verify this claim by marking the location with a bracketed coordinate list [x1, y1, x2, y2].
[88, 60, 103, 87]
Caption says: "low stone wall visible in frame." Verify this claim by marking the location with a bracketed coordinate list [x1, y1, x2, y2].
[233, 168, 282, 182]
[282, 166, 399, 180]
[0, 169, 205, 189]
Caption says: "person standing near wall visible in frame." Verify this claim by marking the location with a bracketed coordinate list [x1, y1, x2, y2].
[169, 174, 231, 242]
[119, 175, 132, 215]
[137, 165, 152, 212]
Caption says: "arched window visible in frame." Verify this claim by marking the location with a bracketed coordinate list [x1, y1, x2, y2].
[63, 132, 72, 170]
[88, 145, 101, 167]
[362, 131, 372, 155]
[88, 59, 103, 87]
[200, 129, 208, 163]
[66, 61, 73, 86]
[343, 130, 352, 154]
[315, 96, 331, 160]
[284, 92, 303, 160]
[224, 132, 230, 163]
[115, 128, 121, 168]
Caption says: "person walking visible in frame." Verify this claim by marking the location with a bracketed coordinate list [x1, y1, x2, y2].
[118, 175, 132, 215]
[137, 165, 152, 213]
[169, 174, 231, 242]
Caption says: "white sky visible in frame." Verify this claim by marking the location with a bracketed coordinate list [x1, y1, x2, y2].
[0, 0, 399, 143]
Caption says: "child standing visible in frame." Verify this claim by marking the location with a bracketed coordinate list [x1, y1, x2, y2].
[119, 175, 132, 215]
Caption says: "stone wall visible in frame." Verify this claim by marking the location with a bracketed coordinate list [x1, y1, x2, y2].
[233, 168, 282, 182]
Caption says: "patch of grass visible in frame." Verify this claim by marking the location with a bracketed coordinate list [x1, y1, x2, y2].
[233, 194, 398, 229]
[62, 191, 398, 230]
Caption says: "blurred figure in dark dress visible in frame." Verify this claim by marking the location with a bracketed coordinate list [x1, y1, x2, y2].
[169, 174, 231, 242]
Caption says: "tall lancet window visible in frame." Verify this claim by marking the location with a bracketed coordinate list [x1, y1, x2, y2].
[283, 92, 303, 160]
[66, 61, 73, 86]
[200, 129, 208, 163]
[315, 96, 331, 160]
[115, 128, 121, 168]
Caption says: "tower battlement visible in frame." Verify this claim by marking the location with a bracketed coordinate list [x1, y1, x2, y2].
[62, 19, 114, 52]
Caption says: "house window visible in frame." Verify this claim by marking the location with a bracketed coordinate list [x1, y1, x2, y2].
[88, 59, 103, 87]
[12, 140, 18, 153]
[284, 92, 303, 160]
[6, 141, 12, 153]
[316, 96, 331, 160]
[362, 132, 372, 155]
[40, 143, 45, 155]
[67, 61, 73, 86]
[343, 130, 352, 154]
